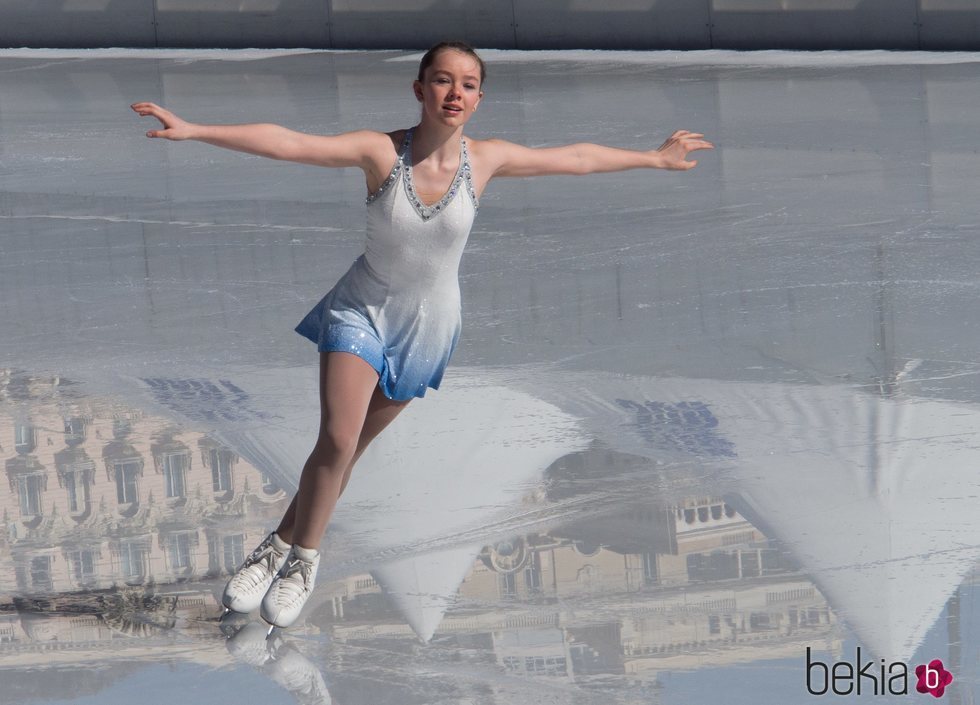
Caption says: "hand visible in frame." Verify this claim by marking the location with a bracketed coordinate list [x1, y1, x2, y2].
[655, 130, 714, 170]
[131, 102, 195, 140]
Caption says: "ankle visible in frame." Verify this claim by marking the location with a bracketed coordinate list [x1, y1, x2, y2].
[270, 532, 291, 552]
[292, 544, 319, 561]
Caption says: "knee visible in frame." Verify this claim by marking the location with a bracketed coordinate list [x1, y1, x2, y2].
[315, 422, 360, 462]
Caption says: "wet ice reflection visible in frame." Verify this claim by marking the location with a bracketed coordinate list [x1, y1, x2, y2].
[3, 367, 977, 703]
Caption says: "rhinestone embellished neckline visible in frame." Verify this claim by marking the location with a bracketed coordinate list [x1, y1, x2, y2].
[402, 127, 479, 221]
[364, 131, 411, 206]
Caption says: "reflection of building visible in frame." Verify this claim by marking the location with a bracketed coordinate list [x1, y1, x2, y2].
[0, 373, 836, 692]
[0, 589, 225, 666]
[318, 496, 836, 681]
[0, 372, 289, 602]
[0, 371, 302, 686]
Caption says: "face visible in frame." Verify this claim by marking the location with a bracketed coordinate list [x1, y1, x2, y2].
[414, 49, 483, 126]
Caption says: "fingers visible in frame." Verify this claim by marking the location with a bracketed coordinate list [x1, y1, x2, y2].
[131, 101, 179, 139]
[677, 134, 712, 147]
[671, 129, 704, 139]
[664, 131, 714, 150]
[131, 101, 174, 122]
[131, 101, 161, 116]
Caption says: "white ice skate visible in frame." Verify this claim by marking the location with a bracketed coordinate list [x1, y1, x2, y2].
[222, 532, 291, 615]
[260, 544, 320, 633]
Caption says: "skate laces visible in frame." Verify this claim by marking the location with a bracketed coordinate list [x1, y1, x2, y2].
[235, 539, 284, 589]
[275, 557, 314, 602]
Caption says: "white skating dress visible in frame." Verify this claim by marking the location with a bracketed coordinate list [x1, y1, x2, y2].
[295, 127, 479, 401]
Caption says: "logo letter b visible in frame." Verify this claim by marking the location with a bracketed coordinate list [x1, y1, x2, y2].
[806, 648, 829, 695]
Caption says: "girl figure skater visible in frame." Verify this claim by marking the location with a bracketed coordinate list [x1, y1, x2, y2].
[131, 41, 713, 632]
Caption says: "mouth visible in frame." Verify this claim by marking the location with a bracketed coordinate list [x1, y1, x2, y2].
[443, 105, 463, 113]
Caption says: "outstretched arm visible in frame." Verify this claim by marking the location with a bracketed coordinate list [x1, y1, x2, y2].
[130, 102, 379, 168]
[485, 130, 713, 178]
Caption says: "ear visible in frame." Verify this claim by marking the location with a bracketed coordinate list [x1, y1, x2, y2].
[474, 91, 484, 110]
[412, 79, 423, 102]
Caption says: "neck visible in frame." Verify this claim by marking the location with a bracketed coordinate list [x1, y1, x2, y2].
[411, 121, 463, 164]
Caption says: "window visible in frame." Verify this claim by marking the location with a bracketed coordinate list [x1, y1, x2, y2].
[14, 424, 36, 454]
[261, 472, 280, 495]
[643, 552, 658, 584]
[162, 453, 188, 499]
[688, 551, 740, 582]
[166, 532, 194, 571]
[14, 566, 27, 590]
[30, 556, 53, 592]
[119, 540, 147, 583]
[499, 572, 517, 598]
[112, 419, 132, 438]
[17, 474, 44, 517]
[524, 557, 542, 592]
[524, 655, 567, 676]
[68, 549, 97, 586]
[65, 472, 80, 512]
[741, 550, 761, 577]
[709, 615, 722, 635]
[63, 469, 92, 514]
[210, 449, 234, 493]
[63, 417, 87, 445]
[223, 534, 244, 573]
[115, 459, 141, 505]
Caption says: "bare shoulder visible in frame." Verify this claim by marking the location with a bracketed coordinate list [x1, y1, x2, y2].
[361, 128, 410, 192]
[463, 136, 519, 175]
[464, 136, 572, 179]
[348, 128, 403, 160]
[465, 136, 516, 158]
[379, 128, 408, 150]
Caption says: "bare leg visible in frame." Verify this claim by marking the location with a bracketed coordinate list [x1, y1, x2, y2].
[275, 352, 411, 548]
[279, 351, 377, 550]
[338, 388, 409, 493]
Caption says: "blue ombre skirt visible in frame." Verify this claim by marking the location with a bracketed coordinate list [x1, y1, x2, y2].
[295, 255, 460, 401]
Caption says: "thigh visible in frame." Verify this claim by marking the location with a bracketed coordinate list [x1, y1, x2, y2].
[317, 351, 382, 445]
[357, 385, 411, 451]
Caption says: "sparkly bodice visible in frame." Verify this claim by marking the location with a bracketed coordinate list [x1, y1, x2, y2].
[361, 127, 478, 292]
[365, 127, 479, 219]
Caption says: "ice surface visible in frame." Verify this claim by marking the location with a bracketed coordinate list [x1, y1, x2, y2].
[1, 49, 978, 704]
